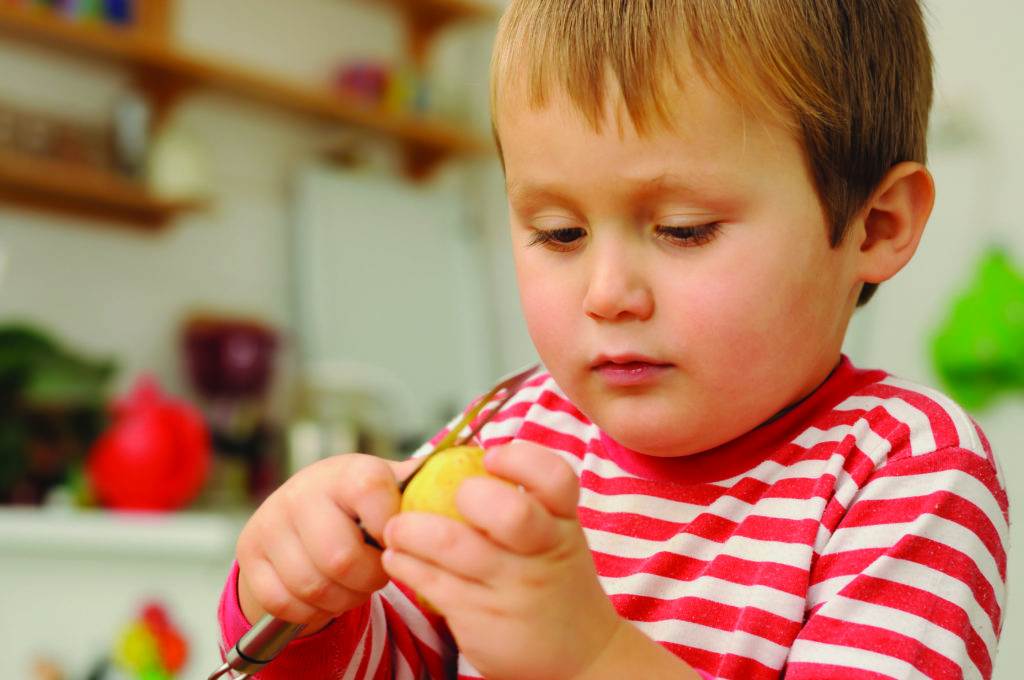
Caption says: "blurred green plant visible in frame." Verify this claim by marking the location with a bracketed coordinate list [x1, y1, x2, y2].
[931, 248, 1024, 410]
[0, 323, 116, 504]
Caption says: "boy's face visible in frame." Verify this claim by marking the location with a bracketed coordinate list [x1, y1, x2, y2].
[499, 76, 864, 458]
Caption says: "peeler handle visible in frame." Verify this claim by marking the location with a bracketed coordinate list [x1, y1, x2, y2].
[208, 616, 305, 679]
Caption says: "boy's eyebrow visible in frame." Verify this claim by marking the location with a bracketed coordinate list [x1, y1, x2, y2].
[635, 173, 707, 196]
[505, 179, 549, 201]
[506, 173, 712, 203]
[505, 181, 579, 208]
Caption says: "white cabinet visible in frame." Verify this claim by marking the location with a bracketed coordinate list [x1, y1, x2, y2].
[0, 508, 241, 680]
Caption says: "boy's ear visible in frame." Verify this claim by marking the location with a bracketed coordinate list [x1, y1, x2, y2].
[853, 161, 935, 284]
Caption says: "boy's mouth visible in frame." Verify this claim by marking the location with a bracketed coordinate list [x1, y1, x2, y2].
[590, 354, 674, 386]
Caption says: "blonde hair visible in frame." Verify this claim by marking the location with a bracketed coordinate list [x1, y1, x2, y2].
[490, 0, 934, 306]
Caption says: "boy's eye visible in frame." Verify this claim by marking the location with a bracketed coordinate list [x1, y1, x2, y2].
[655, 223, 722, 246]
[528, 227, 586, 250]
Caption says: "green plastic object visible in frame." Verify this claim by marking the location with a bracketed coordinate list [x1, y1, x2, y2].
[931, 248, 1024, 410]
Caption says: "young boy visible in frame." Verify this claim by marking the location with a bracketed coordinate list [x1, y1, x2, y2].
[220, 1, 1009, 678]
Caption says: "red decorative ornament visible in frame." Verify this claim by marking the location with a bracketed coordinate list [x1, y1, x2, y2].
[87, 375, 210, 511]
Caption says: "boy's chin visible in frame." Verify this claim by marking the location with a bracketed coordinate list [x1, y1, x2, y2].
[603, 422, 708, 458]
[593, 394, 767, 458]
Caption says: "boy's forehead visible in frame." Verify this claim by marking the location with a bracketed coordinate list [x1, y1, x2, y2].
[496, 75, 813, 210]
[496, 73, 796, 166]
[494, 50, 796, 143]
[497, 64, 679, 139]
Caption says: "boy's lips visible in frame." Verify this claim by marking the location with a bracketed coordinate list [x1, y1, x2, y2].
[590, 354, 674, 387]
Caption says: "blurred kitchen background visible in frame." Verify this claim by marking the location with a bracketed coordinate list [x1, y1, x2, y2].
[0, 0, 1019, 678]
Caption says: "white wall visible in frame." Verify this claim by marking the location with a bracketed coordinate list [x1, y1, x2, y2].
[0, 0, 401, 408]
[292, 167, 496, 438]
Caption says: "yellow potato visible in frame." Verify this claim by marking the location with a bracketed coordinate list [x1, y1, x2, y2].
[398, 445, 494, 614]
[400, 445, 491, 520]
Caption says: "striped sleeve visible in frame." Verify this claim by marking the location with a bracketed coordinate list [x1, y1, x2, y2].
[217, 562, 455, 678]
[786, 447, 1009, 679]
[217, 561, 376, 678]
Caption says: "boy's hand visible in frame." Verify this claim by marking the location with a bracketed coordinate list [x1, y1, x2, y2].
[236, 454, 418, 633]
[381, 442, 625, 680]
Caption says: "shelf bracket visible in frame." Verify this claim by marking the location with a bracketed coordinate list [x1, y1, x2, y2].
[132, 63, 192, 130]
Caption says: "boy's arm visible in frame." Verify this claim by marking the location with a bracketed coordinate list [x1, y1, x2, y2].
[786, 446, 1009, 679]
[218, 561, 454, 679]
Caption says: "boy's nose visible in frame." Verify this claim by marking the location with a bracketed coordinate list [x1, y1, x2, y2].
[582, 249, 654, 322]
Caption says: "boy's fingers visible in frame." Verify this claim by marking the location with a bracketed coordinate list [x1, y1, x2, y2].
[381, 547, 485, 614]
[240, 556, 331, 625]
[484, 443, 579, 519]
[291, 494, 390, 594]
[391, 456, 423, 485]
[384, 512, 501, 583]
[263, 525, 363, 615]
[324, 454, 403, 543]
[457, 476, 561, 555]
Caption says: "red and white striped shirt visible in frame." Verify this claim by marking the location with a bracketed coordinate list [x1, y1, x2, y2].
[219, 356, 1009, 679]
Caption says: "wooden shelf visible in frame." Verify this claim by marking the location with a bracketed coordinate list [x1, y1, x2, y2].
[382, 0, 498, 67]
[0, 149, 205, 228]
[0, 4, 489, 173]
[387, 0, 498, 25]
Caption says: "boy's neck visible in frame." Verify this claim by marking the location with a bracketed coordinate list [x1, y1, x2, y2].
[757, 357, 843, 429]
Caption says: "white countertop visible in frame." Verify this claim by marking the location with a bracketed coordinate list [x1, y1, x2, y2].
[0, 506, 245, 561]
